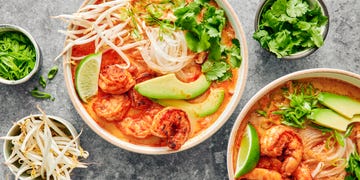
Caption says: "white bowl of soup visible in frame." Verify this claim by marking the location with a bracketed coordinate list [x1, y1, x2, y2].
[227, 68, 360, 179]
[59, 0, 248, 154]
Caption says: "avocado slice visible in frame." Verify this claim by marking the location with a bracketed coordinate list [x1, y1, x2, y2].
[134, 74, 211, 99]
[318, 92, 360, 119]
[308, 108, 351, 132]
[308, 108, 360, 132]
[155, 88, 225, 118]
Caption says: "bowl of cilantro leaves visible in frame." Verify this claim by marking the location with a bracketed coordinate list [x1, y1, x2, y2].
[0, 24, 41, 85]
[253, 0, 329, 59]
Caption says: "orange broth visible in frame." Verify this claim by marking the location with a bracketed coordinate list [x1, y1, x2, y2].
[231, 78, 360, 179]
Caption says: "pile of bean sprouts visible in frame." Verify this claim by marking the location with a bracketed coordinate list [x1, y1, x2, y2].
[1, 108, 89, 180]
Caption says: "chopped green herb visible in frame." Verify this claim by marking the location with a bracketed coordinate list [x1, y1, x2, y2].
[346, 151, 360, 179]
[30, 88, 55, 101]
[345, 125, 354, 138]
[274, 83, 318, 128]
[253, 0, 328, 58]
[47, 65, 58, 80]
[39, 76, 46, 88]
[174, 0, 241, 81]
[0, 31, 36, 80]
[256, 110, 267, 117]
[227, 39, 242, 68]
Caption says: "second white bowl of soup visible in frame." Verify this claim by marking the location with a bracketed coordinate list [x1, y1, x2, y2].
[227, 68, 360, 179]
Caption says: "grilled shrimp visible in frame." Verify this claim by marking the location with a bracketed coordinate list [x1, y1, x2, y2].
[98, 65, 136, 94]
[257, 156, 282, 172]
[242, 168, 283, 180]
[151, 107, 191, 150]
[92, 94, 131, 121]
[129, 73, 155, 110]
[118, 107, 161, 139]
[293, 163, 312, 180]
[350, 123, 360, 154]
[118, 116, 152, 138]
[260, 125, 304, 177]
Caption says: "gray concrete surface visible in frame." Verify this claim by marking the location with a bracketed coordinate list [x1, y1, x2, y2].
[0, 0, 359, 179]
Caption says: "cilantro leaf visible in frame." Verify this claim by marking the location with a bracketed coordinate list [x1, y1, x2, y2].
[185, 30, 210, 52]
[207, 38, 222, 61]
[286, 0, 309, 18]
[201, 60, 230, 81]
[227, 39, 242, 68]
[270, 0, 288, 17]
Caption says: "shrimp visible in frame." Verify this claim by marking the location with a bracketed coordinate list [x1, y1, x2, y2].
[118, 116, 152, 138]
[92, 94, 131, 121]
[242, 168, 283, 180]
[350, 123, 360, 154]
[293, 163, 312, 180]
[257, 156, 282, 172]
[98, 64, 136, 94]
[129, 73, 155, 110]
[117, 107, 161, 139]
[260, 125, 304, 177]
[151, 107, 191, 150]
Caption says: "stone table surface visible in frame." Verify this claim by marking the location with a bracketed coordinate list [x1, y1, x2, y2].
[0, 0, 359, 179]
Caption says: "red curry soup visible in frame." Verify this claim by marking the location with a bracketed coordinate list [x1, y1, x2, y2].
[231, 77, 360, 179]
[57, 0, 246, 151]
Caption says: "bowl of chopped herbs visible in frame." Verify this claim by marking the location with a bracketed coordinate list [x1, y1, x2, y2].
[253, 0, 329, 59]
[0, 24, 41, 85]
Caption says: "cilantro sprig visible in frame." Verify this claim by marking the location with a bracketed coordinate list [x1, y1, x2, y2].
[174, 0, 242, 81]
[253, 0, 328, 58]
[0, 31, 36, 80]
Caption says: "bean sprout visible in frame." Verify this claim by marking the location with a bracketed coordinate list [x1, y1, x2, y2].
[1, 107, 89, 180]
[53, 0, 143, 69]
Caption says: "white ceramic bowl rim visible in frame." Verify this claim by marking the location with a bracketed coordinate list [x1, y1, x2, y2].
[0, 24, 41, 85]
[3, 114, 79, 179]
[63, 0, 248, 154]
[227, 68, 360, 179]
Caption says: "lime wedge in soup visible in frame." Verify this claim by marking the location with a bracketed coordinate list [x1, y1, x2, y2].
[235, 123, 260, 178]
[75, 52, 102, 103]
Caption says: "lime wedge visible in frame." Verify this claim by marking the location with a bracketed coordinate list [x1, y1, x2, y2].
[235, 123, 260, 178]
[75, 52, 102, 103]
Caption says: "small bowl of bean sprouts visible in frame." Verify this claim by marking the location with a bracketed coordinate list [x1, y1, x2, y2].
[1, 109, 89, 179]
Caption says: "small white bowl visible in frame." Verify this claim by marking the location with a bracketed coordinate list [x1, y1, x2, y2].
[227, 68, 360, 179]
[3, 114, 79, 179]
[254, 0, 329, 59]
[0, 24, 41, 85]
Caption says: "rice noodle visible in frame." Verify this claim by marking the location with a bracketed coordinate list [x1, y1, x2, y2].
[53, 0, 143, 69]
[140, 25, 193, 74]
[298, 126, 355, 179]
